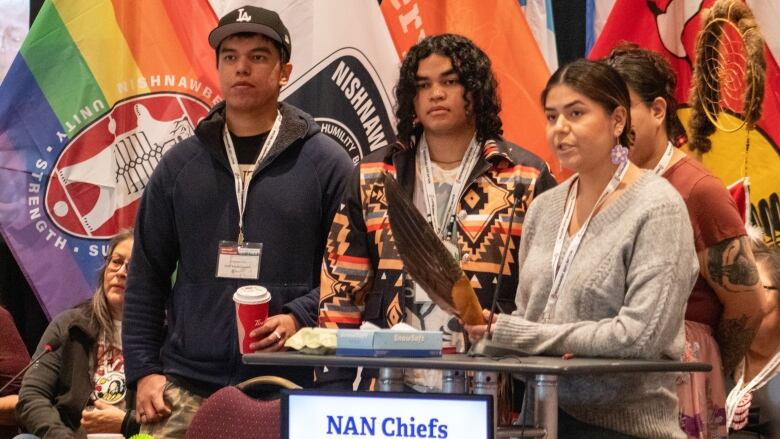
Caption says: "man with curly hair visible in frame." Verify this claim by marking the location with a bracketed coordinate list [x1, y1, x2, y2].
[319, 34, 556, 391]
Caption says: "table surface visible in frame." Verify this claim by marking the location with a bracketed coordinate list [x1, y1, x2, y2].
[244, 351, 711, 375]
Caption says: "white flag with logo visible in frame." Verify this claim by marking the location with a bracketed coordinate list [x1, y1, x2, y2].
[210, 0, 399, 164]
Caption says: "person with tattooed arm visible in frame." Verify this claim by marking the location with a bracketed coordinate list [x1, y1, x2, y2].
[605, 44, 767, 439]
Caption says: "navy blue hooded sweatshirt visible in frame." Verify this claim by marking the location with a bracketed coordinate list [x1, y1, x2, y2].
[122, 101, 352, 395]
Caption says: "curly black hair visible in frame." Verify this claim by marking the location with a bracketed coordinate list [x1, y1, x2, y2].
[394, 34, 502, 147]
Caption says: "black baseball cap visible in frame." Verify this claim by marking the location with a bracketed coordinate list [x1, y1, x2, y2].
[208, 5, 291, 61]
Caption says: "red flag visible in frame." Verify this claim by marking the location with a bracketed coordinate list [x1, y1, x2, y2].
[728, 178, 750, 224]
[590, 0, 779, 242]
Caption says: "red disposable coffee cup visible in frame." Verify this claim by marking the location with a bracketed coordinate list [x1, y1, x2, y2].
[233, 285, 271, 354]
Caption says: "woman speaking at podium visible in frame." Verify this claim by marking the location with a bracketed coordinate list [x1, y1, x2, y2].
[467, 59, 698, 439]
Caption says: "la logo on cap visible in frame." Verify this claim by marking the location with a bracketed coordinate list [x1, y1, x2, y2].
[236, 8, 251, 22]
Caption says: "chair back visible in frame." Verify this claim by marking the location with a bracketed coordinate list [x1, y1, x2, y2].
[185, 376, 301, 439]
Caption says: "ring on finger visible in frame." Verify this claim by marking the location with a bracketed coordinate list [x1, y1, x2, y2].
[272, 331, 282, 341]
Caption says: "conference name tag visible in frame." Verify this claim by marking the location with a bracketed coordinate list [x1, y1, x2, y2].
[216, 241, 263, 279]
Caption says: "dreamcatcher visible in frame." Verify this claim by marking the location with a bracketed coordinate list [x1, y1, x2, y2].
[689, 0, 775, 243]
[689, 0, 765, 156]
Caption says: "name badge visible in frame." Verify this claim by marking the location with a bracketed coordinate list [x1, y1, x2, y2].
[216, 241, 263, 279]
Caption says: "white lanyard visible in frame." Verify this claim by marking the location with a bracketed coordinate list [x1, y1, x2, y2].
[544, 160, 629, 321]
[726, 351, 780, 427]
[652, 141, 675, 175]
[417, 134, 482, 237]
[223, 111, 282, 244]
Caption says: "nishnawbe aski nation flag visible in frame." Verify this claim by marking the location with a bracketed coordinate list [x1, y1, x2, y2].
[381, 0, 563, 176]
[212, 0, 399, 163]
[590, 0, 780, 243]
[0, 0, 219, 317]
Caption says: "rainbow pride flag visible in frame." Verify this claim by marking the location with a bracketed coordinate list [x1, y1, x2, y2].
[0, 0, 219, 318]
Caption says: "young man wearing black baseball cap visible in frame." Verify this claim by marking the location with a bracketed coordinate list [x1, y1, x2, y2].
[122, 5, 352, 436]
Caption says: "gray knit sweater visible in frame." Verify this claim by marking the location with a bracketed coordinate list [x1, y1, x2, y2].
[494, 171, 698, 439]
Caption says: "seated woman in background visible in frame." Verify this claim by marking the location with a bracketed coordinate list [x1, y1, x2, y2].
[604, 43, 767, 439]
[16, 230, 139, 438]
[466, 59, 698, 439]
[1, 305, 30, 438]
[727, 239, 780, 435]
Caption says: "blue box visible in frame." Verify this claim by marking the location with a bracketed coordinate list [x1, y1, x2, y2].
[336, 329, 442, 357]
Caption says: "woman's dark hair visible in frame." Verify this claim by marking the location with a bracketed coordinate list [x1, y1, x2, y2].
[603, 42, 687, 146]
[394, 34, 502, 147]
[541, 58, 633, 148]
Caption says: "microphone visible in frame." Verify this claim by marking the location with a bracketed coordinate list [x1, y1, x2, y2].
[469, 180, 534, 358]
[0, 340, 61, 395]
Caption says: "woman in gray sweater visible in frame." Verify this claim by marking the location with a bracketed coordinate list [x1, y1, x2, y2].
[467, 59, 698, 438]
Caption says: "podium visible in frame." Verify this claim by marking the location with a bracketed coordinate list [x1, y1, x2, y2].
[244, 352, 710, 438]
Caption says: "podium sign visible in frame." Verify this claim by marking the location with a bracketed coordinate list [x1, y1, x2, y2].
[282, 390, 493, 439]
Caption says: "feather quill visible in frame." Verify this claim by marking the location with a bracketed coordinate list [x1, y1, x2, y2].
[384, 172, 484, 325]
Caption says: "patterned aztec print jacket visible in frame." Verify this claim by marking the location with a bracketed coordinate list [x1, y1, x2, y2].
[319, 138, 557, 330]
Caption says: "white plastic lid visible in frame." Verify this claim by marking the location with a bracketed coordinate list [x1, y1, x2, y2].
[233, 285, 271, 304]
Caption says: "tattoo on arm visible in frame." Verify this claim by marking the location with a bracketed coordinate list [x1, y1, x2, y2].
[707, 236, 760, 290]
[716, 314, 758, 375]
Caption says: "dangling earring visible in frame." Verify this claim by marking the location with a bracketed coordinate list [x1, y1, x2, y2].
[611, 143, 628, 164]
[611, 129, 628, 164]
